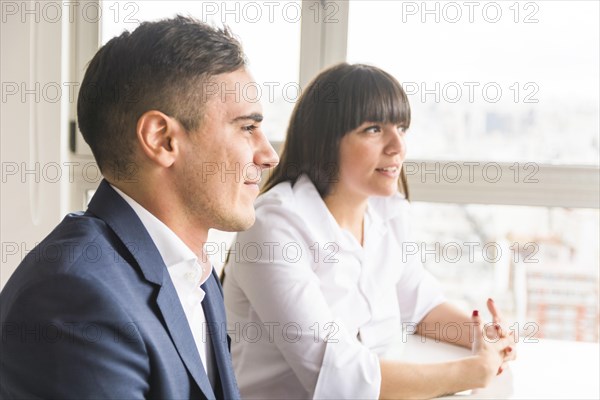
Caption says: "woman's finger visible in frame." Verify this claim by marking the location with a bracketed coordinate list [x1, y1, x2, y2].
[499, 330, 517, 361]
[487, 298, 502, 325]
[484, 323, 499, 339]
[497, 361, 508, 375]
[504, 337, 518, 361]
[471, 310, 482, 354]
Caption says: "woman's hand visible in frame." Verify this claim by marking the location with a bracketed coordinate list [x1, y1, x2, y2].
[471, 310, 514, 387]
[484, 298, 518, 374]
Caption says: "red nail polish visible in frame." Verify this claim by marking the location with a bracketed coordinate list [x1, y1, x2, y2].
[495, 324, 500, 330]
[488, 298, 494, 302]
[472, 310, 479, 317]
[506, 347, 513, 353]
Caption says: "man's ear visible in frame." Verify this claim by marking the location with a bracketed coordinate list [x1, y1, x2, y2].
[136, 110, 183, 168]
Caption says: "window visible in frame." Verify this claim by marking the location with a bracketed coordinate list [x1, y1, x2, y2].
[410, 203, 599, 342]
[100, 0, 301, 142]
[347, 0, 599, 164]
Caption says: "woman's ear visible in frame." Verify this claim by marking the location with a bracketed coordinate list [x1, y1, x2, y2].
[136, 110, 182, 168]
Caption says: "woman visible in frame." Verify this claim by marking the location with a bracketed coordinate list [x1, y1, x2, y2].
[223, 63, 516, 399]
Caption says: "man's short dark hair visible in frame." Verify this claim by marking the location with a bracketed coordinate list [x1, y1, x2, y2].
[77, 15, 246, 175]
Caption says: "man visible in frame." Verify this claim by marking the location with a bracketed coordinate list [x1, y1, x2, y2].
[0, 16, 278, 399]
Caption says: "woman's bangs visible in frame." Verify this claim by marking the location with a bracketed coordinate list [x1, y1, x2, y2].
[343, 69, 411, 131]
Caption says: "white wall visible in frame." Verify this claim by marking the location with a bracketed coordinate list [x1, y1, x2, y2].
[1, 10, 69, 289]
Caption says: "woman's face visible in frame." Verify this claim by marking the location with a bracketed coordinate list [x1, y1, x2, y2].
[335, 122, 407, 199]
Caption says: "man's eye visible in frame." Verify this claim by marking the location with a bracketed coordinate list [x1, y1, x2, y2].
[243, 124, 258, 134]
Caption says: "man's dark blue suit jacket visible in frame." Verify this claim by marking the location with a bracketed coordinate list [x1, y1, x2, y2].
[0, 180, 240, 399]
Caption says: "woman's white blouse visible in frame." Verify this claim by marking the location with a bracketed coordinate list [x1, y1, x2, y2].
[223, 175, 446, 399]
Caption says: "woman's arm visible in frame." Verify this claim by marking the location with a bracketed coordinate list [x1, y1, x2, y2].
[416, 301, 474, 348]
[381, 311, 512, 399]
[380, 357, 480, 399]
[417, 300, 518, 356]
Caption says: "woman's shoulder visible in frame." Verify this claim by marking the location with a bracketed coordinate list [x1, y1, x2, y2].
[240, 176, 330, 243]
[227, 179, 316, 272]
[241, 180, 305, 238]
[255, 175, 322, 215]
[255, 180, 296, 211]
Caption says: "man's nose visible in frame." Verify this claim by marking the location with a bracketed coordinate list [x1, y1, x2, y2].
[254, 136, 279, 170]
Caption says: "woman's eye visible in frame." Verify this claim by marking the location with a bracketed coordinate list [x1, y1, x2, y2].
[243, 124, 257, 134]
[364, 125, 381, 134]
[397, 125, 407, 134]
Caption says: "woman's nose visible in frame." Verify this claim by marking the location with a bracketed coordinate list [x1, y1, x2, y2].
[384, 126, 405, 156]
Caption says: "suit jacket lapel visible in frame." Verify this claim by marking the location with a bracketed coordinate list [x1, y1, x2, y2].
[202, 271, 240, 399]
[87, 180, 216, 398]
[156, 278, 216, 399]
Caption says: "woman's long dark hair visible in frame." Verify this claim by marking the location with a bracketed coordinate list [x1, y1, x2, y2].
[262, 62, 411, 199]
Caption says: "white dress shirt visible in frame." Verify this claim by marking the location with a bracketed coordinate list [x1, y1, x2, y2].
[111, 186, 216, 387]
[223, 175, 446, 399]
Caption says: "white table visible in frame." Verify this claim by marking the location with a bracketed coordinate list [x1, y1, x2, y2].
[398, 334, 600, 399]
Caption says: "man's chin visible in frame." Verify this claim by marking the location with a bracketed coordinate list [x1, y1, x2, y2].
[216, 210, 256, 232]
[233, 215, 256, 232]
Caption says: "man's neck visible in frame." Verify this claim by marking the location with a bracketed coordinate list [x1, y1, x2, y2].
[110, 181, 210, 260]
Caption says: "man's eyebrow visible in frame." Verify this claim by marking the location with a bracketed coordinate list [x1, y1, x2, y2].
[230, 113, 263, 123]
